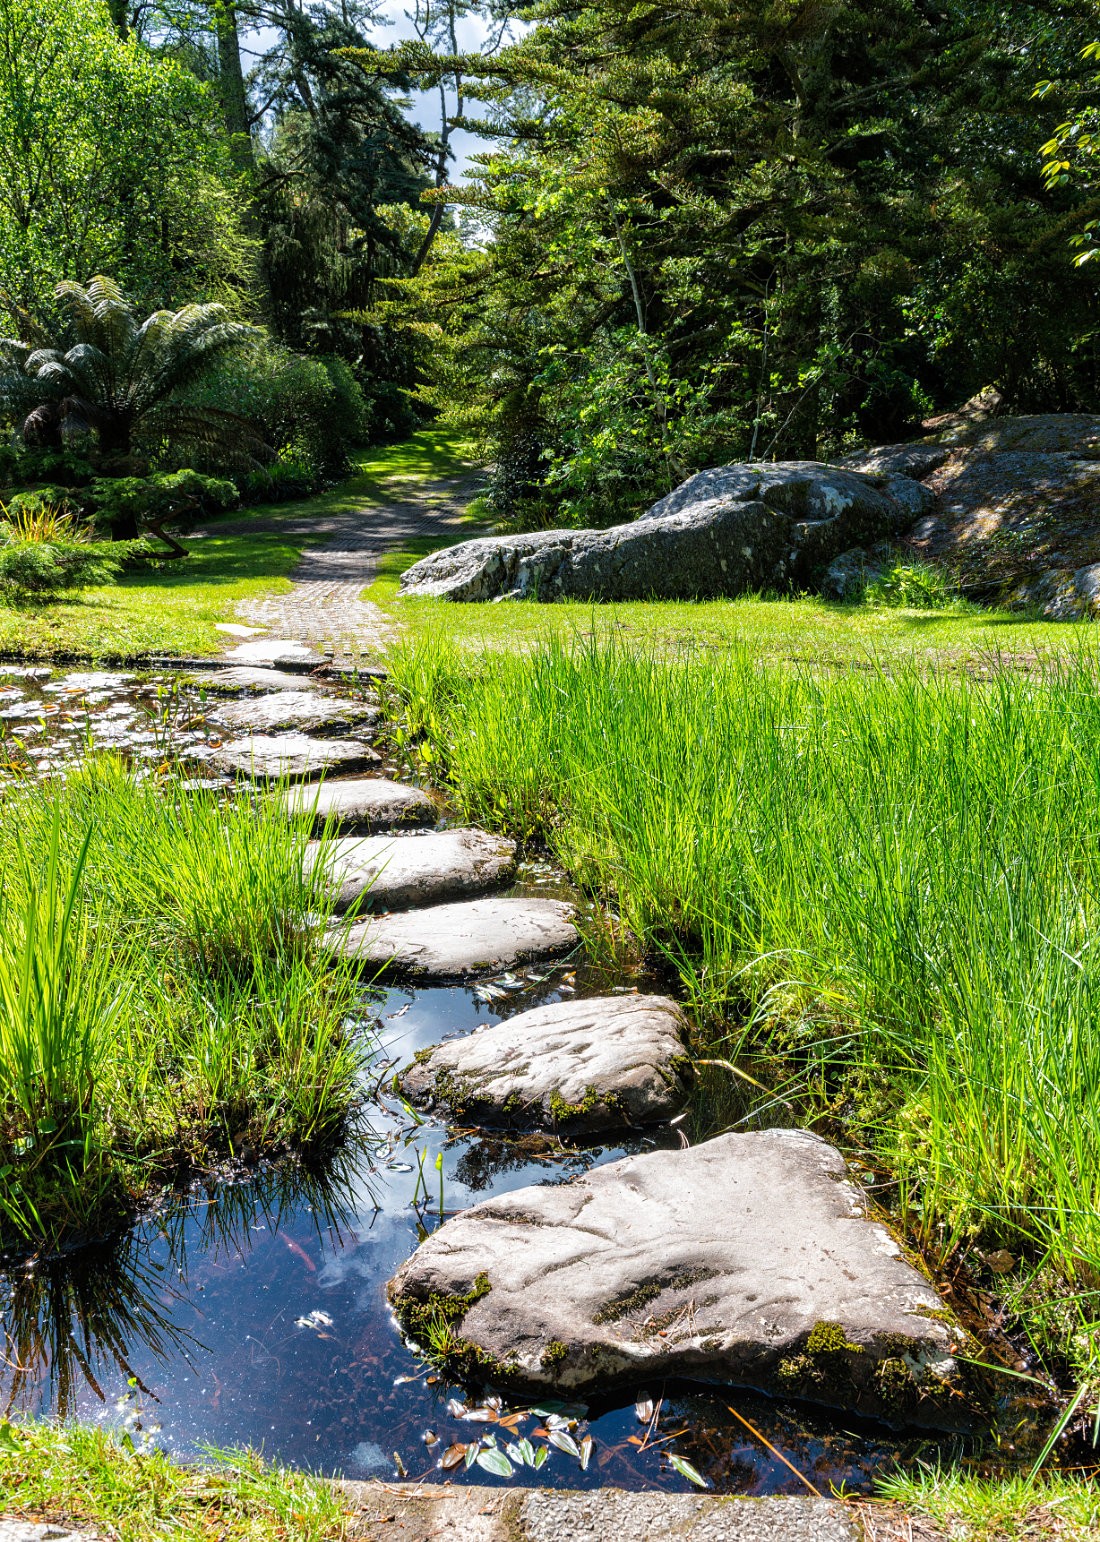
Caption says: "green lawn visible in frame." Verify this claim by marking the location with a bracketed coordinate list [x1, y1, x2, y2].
[0, 430, 478, 661]
[366, 541, 1100, 672]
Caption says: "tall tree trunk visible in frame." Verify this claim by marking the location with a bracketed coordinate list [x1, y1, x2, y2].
[212, 1, 254, 175]
[105, 0, 129, 38]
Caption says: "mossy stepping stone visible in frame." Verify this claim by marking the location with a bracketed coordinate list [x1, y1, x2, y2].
[273, 777, 435, 833]
[400, 993, 690, 1132]
[389, 1129, 973, 1429]
[214, 690, 378, 736]
[211, 733, 379, 781]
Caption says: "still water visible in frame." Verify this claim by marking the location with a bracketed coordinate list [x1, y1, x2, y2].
[0, 965, 968, 1495]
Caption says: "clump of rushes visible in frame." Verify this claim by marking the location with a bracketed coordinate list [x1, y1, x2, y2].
[385, 636, 1100, 1387]
[0, 1418, 352, 1542]
[0, 758, 370, 1255]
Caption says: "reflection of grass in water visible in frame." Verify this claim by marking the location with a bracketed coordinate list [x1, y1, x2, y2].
[0, 1147, 372, 1419]
[0, 758, 376, 1254]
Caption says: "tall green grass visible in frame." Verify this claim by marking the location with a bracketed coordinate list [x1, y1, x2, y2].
[0, 760, 369, 1253]
[388, 636, 1100, 1358]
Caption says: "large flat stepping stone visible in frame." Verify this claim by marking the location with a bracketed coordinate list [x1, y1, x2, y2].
[400, 994, 690, 1132]
[309, 828, 515, 912]
[274, 777, 436, 833]
[210, 733, 379, 781]
[326, 896, 577, 977]
[191, 666, 333, 695]
[214, 690, 378, 736]
[388, 1129, 972, 1428]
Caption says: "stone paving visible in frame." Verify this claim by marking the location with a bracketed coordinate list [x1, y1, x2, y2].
[221, 469, 482, 664]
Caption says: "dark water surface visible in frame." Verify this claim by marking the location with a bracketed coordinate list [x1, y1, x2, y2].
[0, 664, 975, 1494]
[0, 969, 968, 1495]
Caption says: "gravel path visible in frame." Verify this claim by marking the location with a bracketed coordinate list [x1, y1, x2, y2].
[216, 468, 482, 665]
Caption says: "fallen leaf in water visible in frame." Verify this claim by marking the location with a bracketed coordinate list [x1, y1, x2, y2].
[533, 1445, 549, 1469]
[477, 1446, 514, 1478]
[548, 1429, 581, 1459]
[635, 1396, 655, 1423]
[668, 1453, 709, 1489]
[462, 1406, 498, 1423]
[983, 1248, 1016, 1274]
[446, 1398, 467, 1418]
[464, 1442, 480, 1469]
[579, 1434, 594, 1471]
[441, 1444, 466, 1470]
[423, 1430, 438, 1446]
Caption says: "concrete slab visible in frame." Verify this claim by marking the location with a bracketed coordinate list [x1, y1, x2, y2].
[339, 1485, 864, 1542]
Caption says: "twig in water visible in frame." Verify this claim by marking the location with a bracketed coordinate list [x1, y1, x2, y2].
[725, 1404, 821, 1495]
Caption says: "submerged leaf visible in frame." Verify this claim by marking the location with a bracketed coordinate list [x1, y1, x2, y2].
[476, 1446, 515, 1478]
[668, 1453, 709, 1489]
[548, 1428, 581, 1459]
[441, 1443, 467, 1470]
[635, 1395, 655, 1423]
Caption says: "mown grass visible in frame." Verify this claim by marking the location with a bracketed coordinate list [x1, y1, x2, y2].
[0, 1419, 352, 1542]
[386, 634, 1100, 1386]
[0, 760, 367, 1254]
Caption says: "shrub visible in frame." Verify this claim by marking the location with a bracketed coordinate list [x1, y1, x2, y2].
[182, 342, 368, 484]
[0, 541, 122, 599]
[239, 458, 318, 504]
[862, 557, 967, 611]
[88, 470, 238, 540]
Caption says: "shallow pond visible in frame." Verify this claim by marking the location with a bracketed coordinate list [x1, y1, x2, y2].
[0, 963, 975, 1496]
[0, 661, 1001, 1495]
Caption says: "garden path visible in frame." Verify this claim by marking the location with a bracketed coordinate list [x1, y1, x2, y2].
[216, 467, 481, 664]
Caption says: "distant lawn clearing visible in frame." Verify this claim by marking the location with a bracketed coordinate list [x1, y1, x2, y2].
[366, 541, 1100, 671]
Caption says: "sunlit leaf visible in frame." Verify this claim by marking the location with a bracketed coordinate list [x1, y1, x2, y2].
[476, 1446, 515, 1478]
[668, 1453, 709, 1489]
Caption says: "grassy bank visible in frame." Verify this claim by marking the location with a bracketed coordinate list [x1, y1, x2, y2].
[0, 760, 365, 1253]
[387, 636, 1100, 1388]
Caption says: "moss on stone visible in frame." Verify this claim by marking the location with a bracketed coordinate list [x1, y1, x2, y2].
[806, 1320, 863, 1357]
[540, 1339, 568, 1369]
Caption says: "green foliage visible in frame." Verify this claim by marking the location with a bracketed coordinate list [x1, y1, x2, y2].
[377, 2, 1100, 526]
[862, 559, 969, 612]
[0, 276, 264, 487]
[0, 0, 253, 314]
[0, 501, 123, 599]
[0, 759, 368, 1250]
[88, 470, 238, 538]
[387, 638, 1100, 1372]
[184, 341, 368, 482]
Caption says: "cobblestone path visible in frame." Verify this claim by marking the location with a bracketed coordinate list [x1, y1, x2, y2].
[217, 468, 482, 665]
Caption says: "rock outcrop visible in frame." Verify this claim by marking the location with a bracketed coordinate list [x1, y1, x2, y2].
[388, 1129, 974, 1428]
[399, 463, 920, 603]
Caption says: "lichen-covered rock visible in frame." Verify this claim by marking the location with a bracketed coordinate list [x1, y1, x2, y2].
[821, 545, 892, 603]
[399, 462, 909, 603]
[388, 1129, 975, 1428]
[308, 828, 516, 912]
[327, 896, 578, 978]
[400, 994, 690, 1132]
[1010, 561, 1100, 620]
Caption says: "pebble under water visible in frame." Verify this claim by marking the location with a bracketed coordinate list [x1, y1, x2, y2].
[0, 664, 980, 1495]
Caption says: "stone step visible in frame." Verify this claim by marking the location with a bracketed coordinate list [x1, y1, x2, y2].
[211, 733, 380, 781]
[339, 1486, 862, 1542]
[326, 896, 577, 978]
[213, 690, 379, 736]
[309, 828, 515, 913]
[190, 666, 333, 695]
[388, 1129, 971, 1430]
[274, 777, 436, 833]
[400, 993, 690, 1133]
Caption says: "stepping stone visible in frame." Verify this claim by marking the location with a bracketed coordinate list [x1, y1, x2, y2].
[190, 667, 330, 695]
[309, 828, 515, 912]
[388, 1129, 972, 1429]
[210, 733, 379, 781]
[214, 690, 378, 736]
[274, 777, 436, 833]
[400, 994, 690, 1132]
[326, 896, 577, 978]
